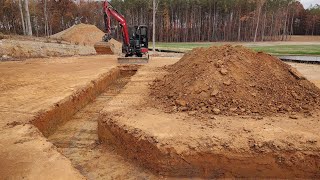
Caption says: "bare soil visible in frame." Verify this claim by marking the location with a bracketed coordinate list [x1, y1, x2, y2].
[50, 23, 122, 54]
[150, 45, 320, 116]
[0, 56, 166, 179]
[0, 39, 95, 60]
[51, 23, 105, 46]
[99, 58, 320, 178]
[0, 24, 114, 60]
[1, 54, 320, 179]
[48, 70, 156, 179]
[0, 55, 119, 179]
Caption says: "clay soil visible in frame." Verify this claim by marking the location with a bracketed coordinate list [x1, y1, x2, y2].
[0, 23, 122, 60]
[0, 38, 95, 60]
[0, 55, 119, 179]
[51, 23, 122, 53]
[0, 55, 170, 179]
[150, 45, 320, 116]
[1, 54, 320, 179]
[48, 70, 156, 179]
[99, 58, 320, 178]
[51, 23, 105, 46]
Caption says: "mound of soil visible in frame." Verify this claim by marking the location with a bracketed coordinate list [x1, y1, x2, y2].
[51, 23, 103, 46]
[51, 23, 121, 48]
[150, 45, 320, 115]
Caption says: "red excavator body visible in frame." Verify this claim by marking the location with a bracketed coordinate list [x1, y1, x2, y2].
[94, 1, 149, 64]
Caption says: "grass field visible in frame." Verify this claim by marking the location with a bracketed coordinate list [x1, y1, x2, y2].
[155, 42, 320, 56]
[251, 45, 320, 56]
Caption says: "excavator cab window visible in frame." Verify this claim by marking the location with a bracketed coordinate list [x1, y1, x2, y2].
[140, 27, 147, 36]
[138, 26, 148, 48]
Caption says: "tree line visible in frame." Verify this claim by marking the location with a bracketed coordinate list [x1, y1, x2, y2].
[0, 0, 320, 42]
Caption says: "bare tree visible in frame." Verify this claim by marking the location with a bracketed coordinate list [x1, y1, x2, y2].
[44, 0, 49, 36]
[24, 0, 32, 36]
[18, 0, 26, 35]
[152, 0, 159, 52]
[1, 0, 320, 39]
[254, 0, 266, 42]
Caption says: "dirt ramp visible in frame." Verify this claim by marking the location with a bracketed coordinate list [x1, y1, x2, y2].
[150, 45, 320, 115]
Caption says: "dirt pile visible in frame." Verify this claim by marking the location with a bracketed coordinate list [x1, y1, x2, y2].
[51, 23, 103, 46]
[150, 45, 320, 115]
[51, 23, 121, 48]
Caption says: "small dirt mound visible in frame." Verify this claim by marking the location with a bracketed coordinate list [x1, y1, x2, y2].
[150, 45, 320, 116]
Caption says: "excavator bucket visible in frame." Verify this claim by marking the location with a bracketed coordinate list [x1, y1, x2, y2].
[94, 41, 114, 55]
[117, 56, 149, 64]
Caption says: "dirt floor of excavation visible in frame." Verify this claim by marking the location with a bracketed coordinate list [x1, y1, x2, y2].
[47, 70, 158, 179]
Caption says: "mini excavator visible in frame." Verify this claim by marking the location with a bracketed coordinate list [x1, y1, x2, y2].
[94, 1, 149, 64]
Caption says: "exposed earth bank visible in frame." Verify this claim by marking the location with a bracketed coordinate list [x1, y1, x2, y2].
[0, 39, 95, 60]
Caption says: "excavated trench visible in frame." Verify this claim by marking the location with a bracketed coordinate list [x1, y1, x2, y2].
[27, 62, 320, 179]
[30, 66, 156, 179]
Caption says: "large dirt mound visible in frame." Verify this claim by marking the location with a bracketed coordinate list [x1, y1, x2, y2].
[51, 23, 104, 46]
[150, 45, 320, 116]
[51, 23, 120, 48]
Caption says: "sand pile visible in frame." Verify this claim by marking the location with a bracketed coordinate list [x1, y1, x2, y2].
[51, 23, 121, 49]
[150, 45, 320, 115]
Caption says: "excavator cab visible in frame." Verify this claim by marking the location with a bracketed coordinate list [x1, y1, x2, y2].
[125, 26, 149, 57]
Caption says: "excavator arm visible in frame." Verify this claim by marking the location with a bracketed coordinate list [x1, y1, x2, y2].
[103, 1, 130, 47]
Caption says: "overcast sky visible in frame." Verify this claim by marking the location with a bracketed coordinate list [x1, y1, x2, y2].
[300, 0, 319, 8]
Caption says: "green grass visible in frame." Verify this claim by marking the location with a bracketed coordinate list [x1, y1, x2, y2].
[154, 42, 320, 56]
[250, 45, 320, 56]
[155, 42, 214, 52]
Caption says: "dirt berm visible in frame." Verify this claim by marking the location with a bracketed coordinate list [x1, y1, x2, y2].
[150, 45, 320, 116]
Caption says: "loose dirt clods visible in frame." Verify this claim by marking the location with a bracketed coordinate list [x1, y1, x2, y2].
[150, 45, 320, 115]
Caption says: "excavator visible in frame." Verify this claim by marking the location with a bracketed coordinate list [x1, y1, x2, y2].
[94, 1, 149, 64]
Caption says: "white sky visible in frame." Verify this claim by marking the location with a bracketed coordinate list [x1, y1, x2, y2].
[300, 0, 319, 8]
